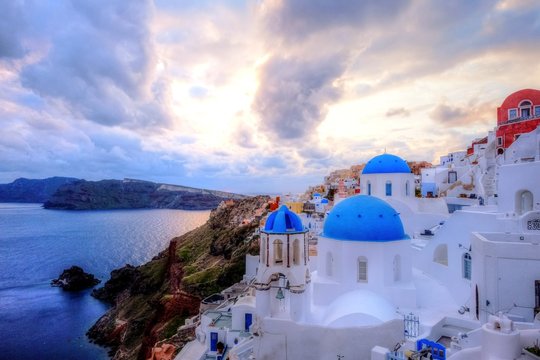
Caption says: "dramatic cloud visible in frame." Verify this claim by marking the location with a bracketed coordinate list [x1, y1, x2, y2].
[430, 101, 496, 127]
[261, 0, 410, 41]
[0, 2, 26, 59]
[20, 0, 171, 129]
[253, 55, 345, 141]
[1, 0, 540, 193]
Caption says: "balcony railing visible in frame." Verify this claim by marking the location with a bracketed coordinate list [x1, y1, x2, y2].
[506, 113, 540, 124]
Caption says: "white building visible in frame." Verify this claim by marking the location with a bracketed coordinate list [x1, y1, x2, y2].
[309, 192, 329, 214]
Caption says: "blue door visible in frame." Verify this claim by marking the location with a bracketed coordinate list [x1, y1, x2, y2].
[245, 313, 253, 332]
[210, 332, 218, 351]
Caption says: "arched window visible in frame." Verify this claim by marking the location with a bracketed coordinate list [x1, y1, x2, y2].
[326, 252, 333, 276]
[385, 181, 392, 196]
[260, 237, 266, 265]
[292, 239, 300, 265]
[367, 181, 372, 195]
[358, 256, 368, 282]
[463, 253, 472, 280]
[273, 239, 283, 264]
[393, 255, 401, 282]
[520, 100, 532, 118]
[405, 180, 410, 197]
[433, 244, 448, 266]
[516, 190, 533, 214]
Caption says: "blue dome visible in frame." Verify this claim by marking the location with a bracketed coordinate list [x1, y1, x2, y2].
[362, 154, 411, 174]
[313, 192, 321, 197]
[321, 198, 329, 204]
[264, 205, 305, 234]
[322, 195, 406, 242]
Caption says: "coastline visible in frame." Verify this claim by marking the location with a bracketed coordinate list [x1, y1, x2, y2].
[0, 204, 210, 359]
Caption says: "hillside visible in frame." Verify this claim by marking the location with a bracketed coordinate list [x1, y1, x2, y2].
[0, 177, 79, 203]
[44, 178, 248, 210]
[87, 196, 270, 359]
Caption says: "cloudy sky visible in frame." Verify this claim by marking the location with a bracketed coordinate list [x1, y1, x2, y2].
[1, 0, 539, 193]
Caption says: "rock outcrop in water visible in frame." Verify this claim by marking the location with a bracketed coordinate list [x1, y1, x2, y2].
[44, 178, 248, 210]
[0, 177, 79, 203]
[87, 196, 270, 360]
[51, 266, 101, 291]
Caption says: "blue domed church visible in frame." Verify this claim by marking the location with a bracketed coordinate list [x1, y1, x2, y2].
[254, 205, 310, 321]
[315, 195, 417, 317]
[361, 153, 415, 200]
[251, 194, 417, 359]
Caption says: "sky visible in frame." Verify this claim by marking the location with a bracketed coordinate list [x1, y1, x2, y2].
[1, 0, 540, 194]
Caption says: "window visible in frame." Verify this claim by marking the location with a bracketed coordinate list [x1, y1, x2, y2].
[367, 181, 372, 195]
[292, 239, 300, 265]
[326, 252, 333, 276]
[448, 171, 457, 184]
[405, 180, 410, 196]
[273, 239, 283, 264]
[385, 181, 392, 196]
[463, 253, 472, 280]
[535, 106, 540, 117]
[433, 244, 448, 266]
[497, 137, 503, 146]
[517, 190, 533, 214]
[520, 100, 532, 118]
[357, 257, 368, 282]
[393, 255, 401, 282]
[508, 108, 518, 119]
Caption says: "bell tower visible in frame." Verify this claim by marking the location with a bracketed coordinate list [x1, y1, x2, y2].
[254, 205, 310, 321]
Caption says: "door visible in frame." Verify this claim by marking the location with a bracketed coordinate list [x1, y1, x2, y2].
[210, 332, 218, 351]
[245, 313, 253, 332]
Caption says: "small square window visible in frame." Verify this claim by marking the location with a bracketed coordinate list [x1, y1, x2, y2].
[508, 108, 518, 119]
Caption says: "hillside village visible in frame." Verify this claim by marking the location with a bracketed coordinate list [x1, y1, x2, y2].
[94, 89, 540, 360]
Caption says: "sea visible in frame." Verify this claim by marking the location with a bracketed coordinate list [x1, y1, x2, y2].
[0, 203, 210, 360]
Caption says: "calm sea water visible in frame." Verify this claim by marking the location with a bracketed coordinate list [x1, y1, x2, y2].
[0, 203, 209, 360]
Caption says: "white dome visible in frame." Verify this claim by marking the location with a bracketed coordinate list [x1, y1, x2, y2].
[323, 290, 395, 328]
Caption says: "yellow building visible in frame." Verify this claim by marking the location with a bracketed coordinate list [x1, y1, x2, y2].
[285, 201, 304, 214]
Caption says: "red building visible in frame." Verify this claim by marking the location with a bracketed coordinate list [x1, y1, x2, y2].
[466, 136, 488, 156]
[495, 89, 540, 154]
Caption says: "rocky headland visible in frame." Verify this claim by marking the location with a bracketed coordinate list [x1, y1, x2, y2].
[44, 178, 248, 210]
[87, 195, 270, 360]
[51, 266, 101, 291]
[0, 176, 79, 203]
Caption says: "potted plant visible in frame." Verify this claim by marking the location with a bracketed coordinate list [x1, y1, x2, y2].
[524, 340, 540, 359]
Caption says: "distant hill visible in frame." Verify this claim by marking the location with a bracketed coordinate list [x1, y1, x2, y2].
[0, 177, 79, 203]
[43, 178, 248, 210]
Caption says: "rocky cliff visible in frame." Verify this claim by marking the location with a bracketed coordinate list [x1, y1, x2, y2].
[0, 177, 79, 203]
[87, 196, 270, 360]
[44, 178, 248, 210]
